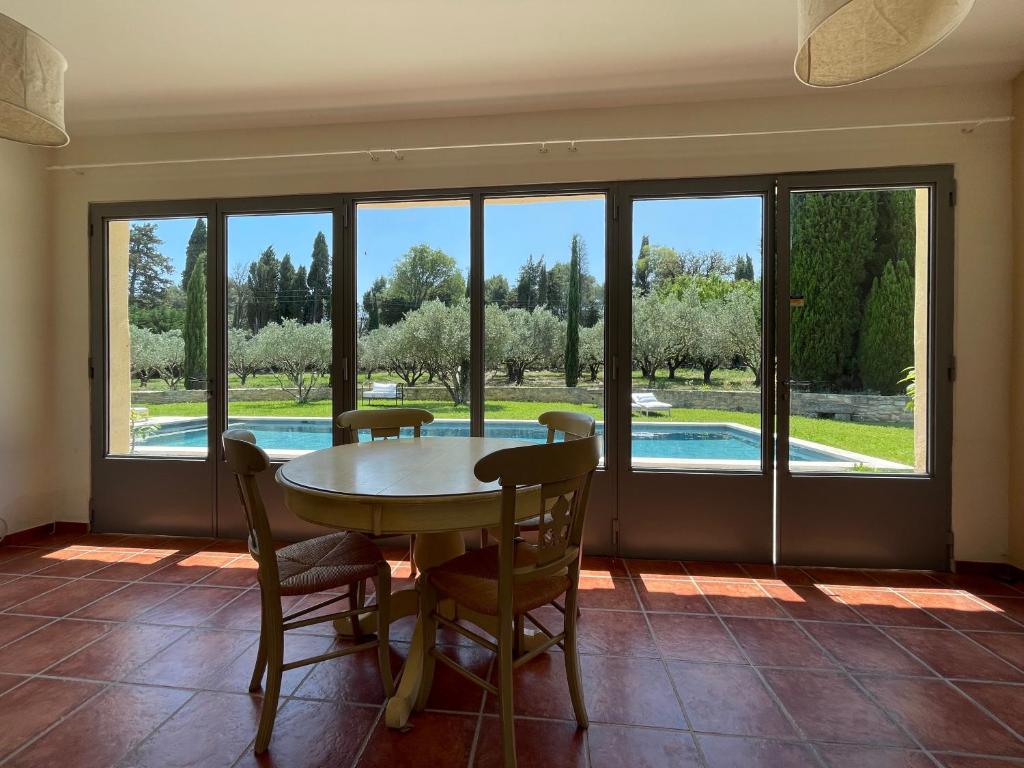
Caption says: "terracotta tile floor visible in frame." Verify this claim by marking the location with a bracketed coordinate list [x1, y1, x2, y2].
[0, 534, 1023, 767]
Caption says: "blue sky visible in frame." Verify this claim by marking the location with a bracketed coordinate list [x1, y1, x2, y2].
[142, 194, 762, 297]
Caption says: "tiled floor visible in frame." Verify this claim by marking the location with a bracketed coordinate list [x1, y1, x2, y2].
[0, 532, 1023, 767]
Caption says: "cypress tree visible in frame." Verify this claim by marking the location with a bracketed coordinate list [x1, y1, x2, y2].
[564, 234, 582, 387]
[859, 259, 915, 394]
[307, 231, 331, 323]
[735, 254, 755, 281]
[293, 265, 310, 322]
[537, 261, 549, 307]
[869, 189, 916, 283]
[245, 246, 281, 331]
[277, 254, 297, 319]
[634, 234, 652, 294]
[181, 219, 208, 290]
[361, 276, 387, 331]
[790, 191, 875, 387]
[516, 255, 540, 309]
[183, 253, 207, 390]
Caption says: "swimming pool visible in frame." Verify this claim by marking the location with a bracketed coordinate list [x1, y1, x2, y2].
[139, 417, 853, 464]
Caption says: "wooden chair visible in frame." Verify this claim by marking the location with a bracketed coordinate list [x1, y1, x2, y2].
[222, 429, 394, 755]
[538, 410, 597, 444]
[416, 434, 601, 767]
[481, 411, 596, 547]
[336, 408, 434, 577]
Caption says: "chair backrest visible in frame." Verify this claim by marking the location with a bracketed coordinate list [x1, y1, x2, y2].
[222, 429, 278, 581]
[633, 392, 656, 402]
[538, 411, 596, 444]
[475, 435, 601, 587]
[336, 408, 434, 444]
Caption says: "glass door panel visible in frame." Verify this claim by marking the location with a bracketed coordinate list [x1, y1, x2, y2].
[91, 207, 216, 536]
[615, 181, 774, 562]
[482, 194, 606, 452]
[225, 212, 334, 459]
[354, 199, 471, 436]
[785, 187, 927, 474]
[108, 216, 210, 458]
[630, 196, 764, 471]
[776, 170, 953, 569]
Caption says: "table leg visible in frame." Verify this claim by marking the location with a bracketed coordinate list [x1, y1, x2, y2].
[454, 606, 550, 653]
[332, 587, 419, 637]
[385, 531, 466, 728]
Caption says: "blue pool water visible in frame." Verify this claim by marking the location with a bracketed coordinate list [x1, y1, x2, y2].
[140, 418, 841, 462]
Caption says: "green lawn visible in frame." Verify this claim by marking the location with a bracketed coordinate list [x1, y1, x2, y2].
[133, 365, 759, 392]
[142, 397, 913, 465]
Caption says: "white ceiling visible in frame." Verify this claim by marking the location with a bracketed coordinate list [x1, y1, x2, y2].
[4, 0, 1024, 135]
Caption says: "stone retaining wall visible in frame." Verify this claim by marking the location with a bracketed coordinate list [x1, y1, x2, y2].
[132, 384, 912, 424]
[132, 387, 333, 404]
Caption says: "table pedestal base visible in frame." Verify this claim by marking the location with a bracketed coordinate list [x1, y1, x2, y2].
[329, 531, 548, 729]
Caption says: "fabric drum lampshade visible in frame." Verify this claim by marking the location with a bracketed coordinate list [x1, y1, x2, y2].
[795, 0, 976, 88]
[0, 12, 68, 146]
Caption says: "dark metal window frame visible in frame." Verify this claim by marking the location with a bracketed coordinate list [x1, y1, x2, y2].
[88, 165, 954, 564]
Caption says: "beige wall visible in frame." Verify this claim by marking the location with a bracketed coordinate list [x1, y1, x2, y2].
[0, 140, 56, 536]
[49, 82, 1016, 562]
[1011, 71, 1024, 569]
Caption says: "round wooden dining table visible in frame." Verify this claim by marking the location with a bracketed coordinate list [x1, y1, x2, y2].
[275, 435, 540, 728]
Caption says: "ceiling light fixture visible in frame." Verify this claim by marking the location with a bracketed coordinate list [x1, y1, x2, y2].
[795, 0, 975, 87]
[0, 12, 69, 146]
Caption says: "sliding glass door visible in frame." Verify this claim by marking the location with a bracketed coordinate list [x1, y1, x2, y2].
[214, 196, 343, 540]
[481, 191, 615, 550]
[614, 178, 775, 561]
[90, 202, 218, 534]
[775, 168, 954, 569]
[353, 197, 472, 428]
[90, 171, 953, 569]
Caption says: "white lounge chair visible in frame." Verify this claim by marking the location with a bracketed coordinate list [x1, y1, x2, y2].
[631, 391, 672, 415]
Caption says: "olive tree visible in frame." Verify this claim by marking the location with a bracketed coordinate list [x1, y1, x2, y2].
[129, 325, 162, 388]
[409, 300, 471, 404]
[366, 320, 430, 386]
[721, 283, 762, 386]
[227, 328, 263, 386]
[691, 298, 731, 384]
[631, 291, 675, 384]
[503, 306, 564, 385]
[152, 330, 186, 389]
[358, 327, 385, 379]
[256, 319, 331, 402]
[663, 288, 701, 379]
[579, 320, 604, 382]
[483, 303, 512, 377]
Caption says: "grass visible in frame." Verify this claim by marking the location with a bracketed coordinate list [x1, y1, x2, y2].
[142, 397, 913, 465]
[133, 366, 759, 392]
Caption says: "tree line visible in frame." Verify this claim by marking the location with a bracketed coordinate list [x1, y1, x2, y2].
[127, 191, 917, 405]
[127, 218, 332, 391]
[128, 220, 209, 390]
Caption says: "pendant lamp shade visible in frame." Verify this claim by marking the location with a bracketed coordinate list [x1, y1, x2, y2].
[0, 13, 68, 146]
[795, 0, 975, 88]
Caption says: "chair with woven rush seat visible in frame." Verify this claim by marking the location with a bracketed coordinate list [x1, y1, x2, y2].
[222, 429, 394, 755]
[336, 407, 434, 577]
[415, 434, 601, 767]
[481, 411, 596, 548]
